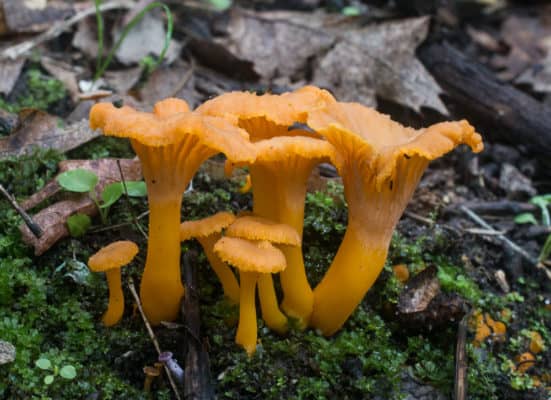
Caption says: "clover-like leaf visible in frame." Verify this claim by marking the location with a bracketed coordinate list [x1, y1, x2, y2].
[60, 365, 77, 380]
[57, 169, 98, 193]
[100, 183, 124, 209]
[44, 375, 55, 385]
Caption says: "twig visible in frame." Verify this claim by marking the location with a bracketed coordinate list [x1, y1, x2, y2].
[460, 205, 551, 279]
[169, 60, 195, 98]
[454, 314, 468, 400]
[182, 252, 215, 400]
[127, 278, 182, 400]
[116, 160, 148, 239]
[0, 0, 134, 60]
[0, 183, 43, 238]
[88, 211, 149, 234]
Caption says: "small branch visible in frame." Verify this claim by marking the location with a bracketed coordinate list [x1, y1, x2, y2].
[0, 183, 43, 238]
[116, 160, 148, 239]
[454, 314, 468, 400]
[182, 252, 215, 400]
[127, 278, 182, 400]
[460, 205, 551, 279]
[0, 0, 133, 61]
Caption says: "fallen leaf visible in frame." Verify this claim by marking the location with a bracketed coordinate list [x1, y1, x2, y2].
[398, 265, 441, 314]
[72, 17, 99, 59]
[22, 158, 142, 210]
[0, 58, 25, 95]
[114, 10, 181, 66]
[0, 110, 100, 159]
[2, 0, 74, 34]
[0, 340, 16, 365]
[222, 9, 334, 80]
[138, 64, 199, 107]
[41, 57, 81, 100]
[104, 67, 143, 94]
[313, 16, 447, 113]
[20, 158, 142, 255]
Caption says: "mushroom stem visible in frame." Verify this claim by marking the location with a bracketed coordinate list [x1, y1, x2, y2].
[257, 274, 287, 334]
[236, 271, 258, 356]
[310, 157, 428, 336]
[103, 268, 124, 327]
[140, 194, 185, 325]
[198, 235, 240, 304]
[251, 163, 313, 329]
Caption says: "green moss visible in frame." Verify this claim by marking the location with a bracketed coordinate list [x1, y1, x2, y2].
[0, 68, 67, 115]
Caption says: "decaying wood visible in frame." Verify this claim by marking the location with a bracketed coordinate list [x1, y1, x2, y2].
[182, 252, 215, 400]
[418, 42, 551, 164]
[454, 314, 468, 400]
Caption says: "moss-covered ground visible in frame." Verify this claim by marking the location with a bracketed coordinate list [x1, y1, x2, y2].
[0, 138, 549, 399]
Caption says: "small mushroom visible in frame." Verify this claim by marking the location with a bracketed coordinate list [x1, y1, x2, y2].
[143, 365, 160, 392]
[158, 351, 184, 386]
[180, 212, 239, 303]
[88, 241, 139, 326]
[214, 237, 287, 356]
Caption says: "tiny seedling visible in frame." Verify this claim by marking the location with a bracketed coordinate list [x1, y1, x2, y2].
[515, 194, 551, 263]
[35, 358, 77, 385]
[56, 168, 147, 233]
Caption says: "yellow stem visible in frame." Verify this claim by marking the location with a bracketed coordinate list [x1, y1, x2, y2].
[102, 268, 124, 327]
[199, 235, 240, 304]
[257, 274, 287, 334]
[236, 271, 258, 356]
[140, 195, 185, 325]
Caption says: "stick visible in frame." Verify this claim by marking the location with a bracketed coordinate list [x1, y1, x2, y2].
[460, 205, 551, 279]
[0, 0, 133, 60]
[454, 314, 468, 400]
[182, 252, 215, 400]
[127, 278, 183, 400]
[0, 183, 43, 238]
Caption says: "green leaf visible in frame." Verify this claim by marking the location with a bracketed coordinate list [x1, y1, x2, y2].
[60, 365, 77, 380]
[44, 375, 55, 385]
[57, 169, 98, 193]
[67, 213, 92, 237]
[514, 213, 537, 225]
[35, 358, 52, 370]
[123, 181, 147, 197]
[342, 6, 361, 16]
[538, 234, 551, 263]
[208, 0, 231, 10]
[101, 182, 124, 208]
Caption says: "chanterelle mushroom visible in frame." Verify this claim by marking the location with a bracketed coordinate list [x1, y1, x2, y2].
[214, 237, 287, 356]
[90, 98, 255, 325]
[180, 211, 239, 303]
[88, 240, 139, 326]
[307, 102, 483, 335]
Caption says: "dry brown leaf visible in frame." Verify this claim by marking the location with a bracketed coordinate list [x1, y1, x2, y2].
[72, 17, 99, 59]
[313, 16, 447, 113]
[138, 64, 200, 107]
[2, 0, 74, 34]
[20, 158, 142, 255]
[223, 9, 334, 80]
[0, 58, 25, 95]
[0, 110, 100, 159]
[104, 67, 143, 94]
[114, 11, 181, 66]
[220, 10, 446, 114]
[398, 265, 441, 314]
[41, 57, 81, 100]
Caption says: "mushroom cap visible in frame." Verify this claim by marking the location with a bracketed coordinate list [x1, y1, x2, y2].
[90, 100, 255, 164]
[226, 216, 301, 246]
[143, 366, 161, 377]
[253, 136, 336, 166]
[196, 86, 336, 141]
[214, 237, 286, 274]
[180, 211, 236, 241]
[308, 102, 483, 190]
[88, 241, 139, 272]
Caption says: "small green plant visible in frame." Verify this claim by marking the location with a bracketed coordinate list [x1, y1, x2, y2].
[56, 168, 146, 231]
[35, 358, 77, 385]
[94, 0, 173, 80]
[515, 194, 551, 263]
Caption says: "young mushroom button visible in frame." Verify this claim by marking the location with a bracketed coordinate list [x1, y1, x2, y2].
[88, 241, 139, 327]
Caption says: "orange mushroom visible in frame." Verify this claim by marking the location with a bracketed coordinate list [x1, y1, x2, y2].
[225, 215, 301, 333]
[88, 241, 139, 326]
[90, 98, 255, 325]
[307, 102, 483, 335]
[197, 87, 337, 328]
[180, 211, 239, 303]
[214, 237, 286, 356]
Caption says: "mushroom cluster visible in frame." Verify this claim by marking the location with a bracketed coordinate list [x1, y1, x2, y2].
[88, 86, 483, 354]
